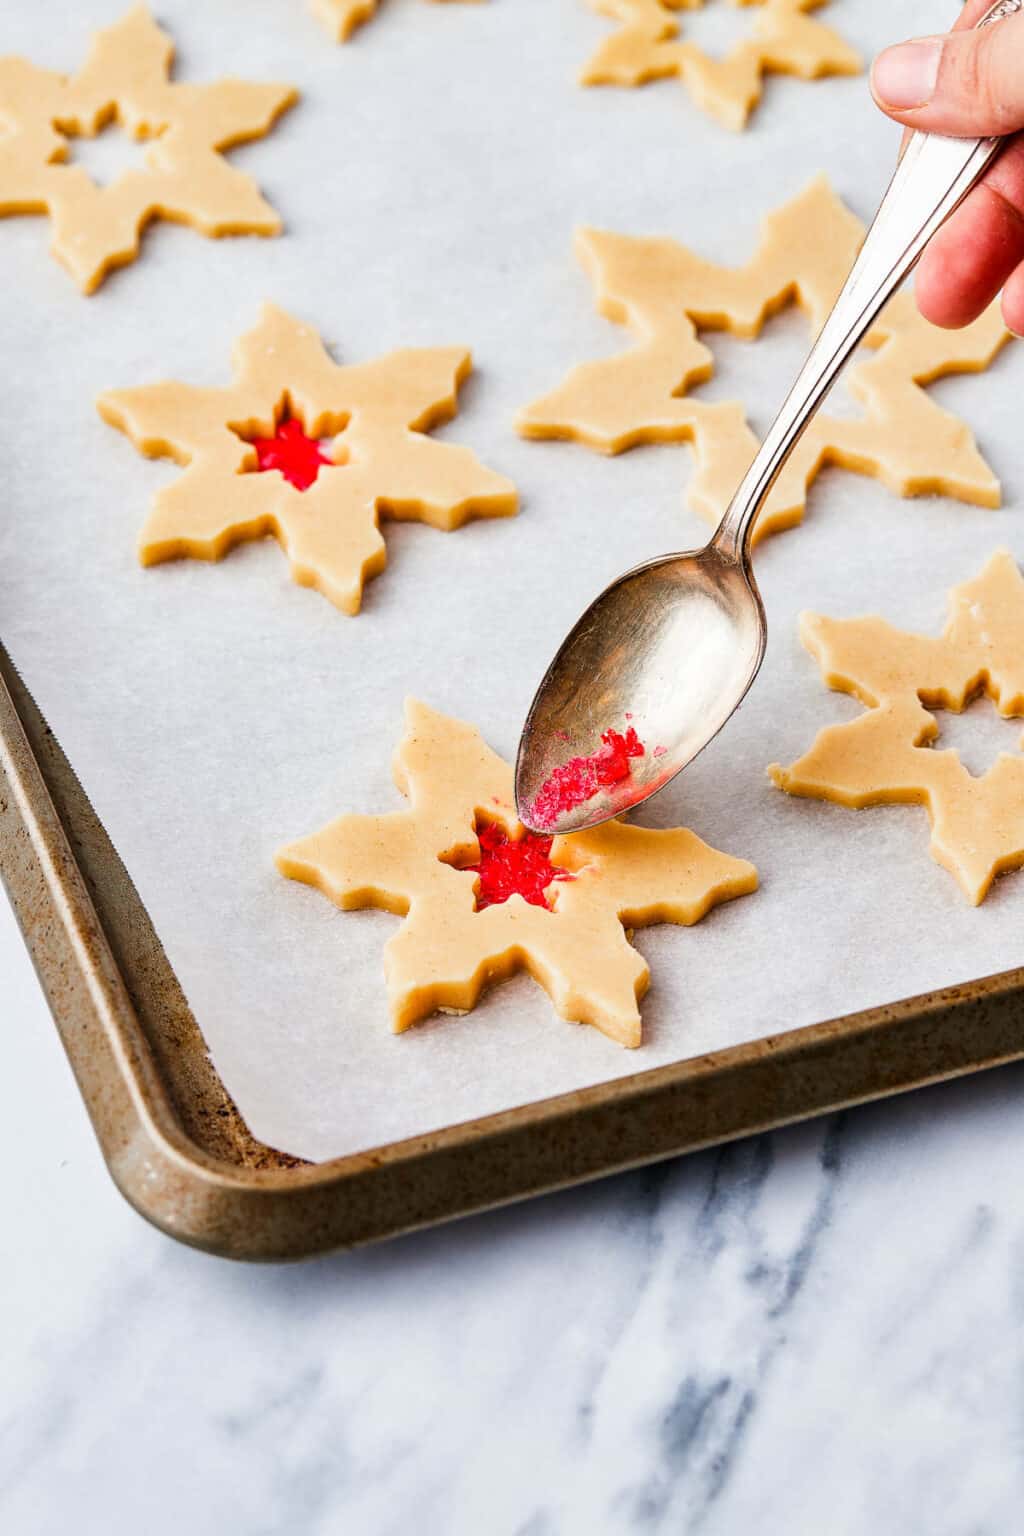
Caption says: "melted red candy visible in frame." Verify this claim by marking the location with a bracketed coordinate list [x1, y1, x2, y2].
[530, 726, 645, 829]
[466, 821, 573, 911]
[251, 417, 332, 491]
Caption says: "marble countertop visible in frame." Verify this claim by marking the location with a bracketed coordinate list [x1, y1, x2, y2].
[3, 877, 1023, 1536]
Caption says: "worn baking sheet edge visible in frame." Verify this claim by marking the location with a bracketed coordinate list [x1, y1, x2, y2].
[3, 645, 1024, 1263]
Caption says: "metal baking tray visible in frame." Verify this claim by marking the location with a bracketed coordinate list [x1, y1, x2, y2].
[5, 639, 1024, 1262]
[6, 0, 1024, 1260]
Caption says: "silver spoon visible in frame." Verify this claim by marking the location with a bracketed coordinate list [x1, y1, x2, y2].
[516, 0, 1021, 837]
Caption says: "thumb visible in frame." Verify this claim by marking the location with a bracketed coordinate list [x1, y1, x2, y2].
[871, 10, 1024, 136]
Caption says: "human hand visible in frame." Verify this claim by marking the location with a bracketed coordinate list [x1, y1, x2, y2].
[871, 0, 1024, 332]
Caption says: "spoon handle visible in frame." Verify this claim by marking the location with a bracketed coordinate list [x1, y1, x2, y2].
[714, 0, 1023, 563]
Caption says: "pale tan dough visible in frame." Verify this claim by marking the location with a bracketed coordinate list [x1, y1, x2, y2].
[311, 0, 484, 44]
[518, 177, 1010, 546]
[277, 699, 758, 1046]
[0, 6, 298, 294]
[581, 0, 861, 130]
[97, 304, 517, 615]
[770, 551, 1024, 906]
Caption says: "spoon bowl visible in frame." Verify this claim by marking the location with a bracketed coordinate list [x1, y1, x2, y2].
[516, 545, 765, 835]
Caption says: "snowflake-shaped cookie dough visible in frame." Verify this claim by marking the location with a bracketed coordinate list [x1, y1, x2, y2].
[98, 304, 517, 614]
[581, 0, 861, 130]
[0, 6, 298, 292]
[311, 0, 482, 44]
[278, 699, 758, 1045]
[770, 551, 1024, 905]
[519, 177, 1010, 546]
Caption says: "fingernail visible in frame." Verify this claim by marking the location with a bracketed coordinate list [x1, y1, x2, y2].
[871, 38, 942, 109]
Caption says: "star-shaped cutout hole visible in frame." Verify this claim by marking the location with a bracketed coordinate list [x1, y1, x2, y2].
[927, 692, 1024, 781]
[56, 116, 160, 188]
[236, 405, 341, 493]
[441, 818, 577, 912]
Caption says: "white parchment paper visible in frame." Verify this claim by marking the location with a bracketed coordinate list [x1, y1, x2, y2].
[2, 0, 1023, 1163]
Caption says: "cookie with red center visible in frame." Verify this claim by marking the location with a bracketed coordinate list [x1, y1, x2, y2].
[98, 304, 518, 615]
[277, 699, 758, 1047]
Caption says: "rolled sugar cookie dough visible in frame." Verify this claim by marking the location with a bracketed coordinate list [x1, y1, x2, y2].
[580, 0, 861, 130]
[518, 176, 1010, 545]
[0, 6, 297, 292]
[770, 551, 1024, 905]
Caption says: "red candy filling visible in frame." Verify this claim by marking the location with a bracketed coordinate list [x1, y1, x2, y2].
[530, 726, 645, 829]
[465, 820, 573, 911]
[249, 417, 333, 491]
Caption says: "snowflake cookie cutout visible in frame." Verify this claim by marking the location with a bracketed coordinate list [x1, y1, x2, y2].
[98, 304, 517, 614]
[0, 7, 298, 293]
[770, 551, 1024, 905]
[519, 177, 1010, 546]
[581, 0, 861, 130]
[277, 699, 758, 1046]
[311, 0, 483, 44]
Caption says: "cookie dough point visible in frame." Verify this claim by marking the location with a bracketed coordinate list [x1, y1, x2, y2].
[311, 0, 485, 44]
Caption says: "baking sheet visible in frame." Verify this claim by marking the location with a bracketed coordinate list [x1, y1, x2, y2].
[3, 0, 1023, 1164]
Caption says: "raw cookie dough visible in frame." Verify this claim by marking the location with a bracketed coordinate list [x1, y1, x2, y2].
[277, 698, 758, 1046]
[312, 0, 483, 44]
[0, 6, 298, 293]
[518, 176, 1010, 545]
[581, 0, 861, 130]
[770, 551, 1024, 905]
[98, 304, 517, 615]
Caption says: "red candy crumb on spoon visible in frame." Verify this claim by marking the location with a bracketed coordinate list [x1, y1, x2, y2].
[529, 726, 646, 831]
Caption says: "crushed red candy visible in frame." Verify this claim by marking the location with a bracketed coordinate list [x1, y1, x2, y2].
[466, 821, 573, 911]
[250, 417, 332, 491]
[530, 726, 645, 828]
